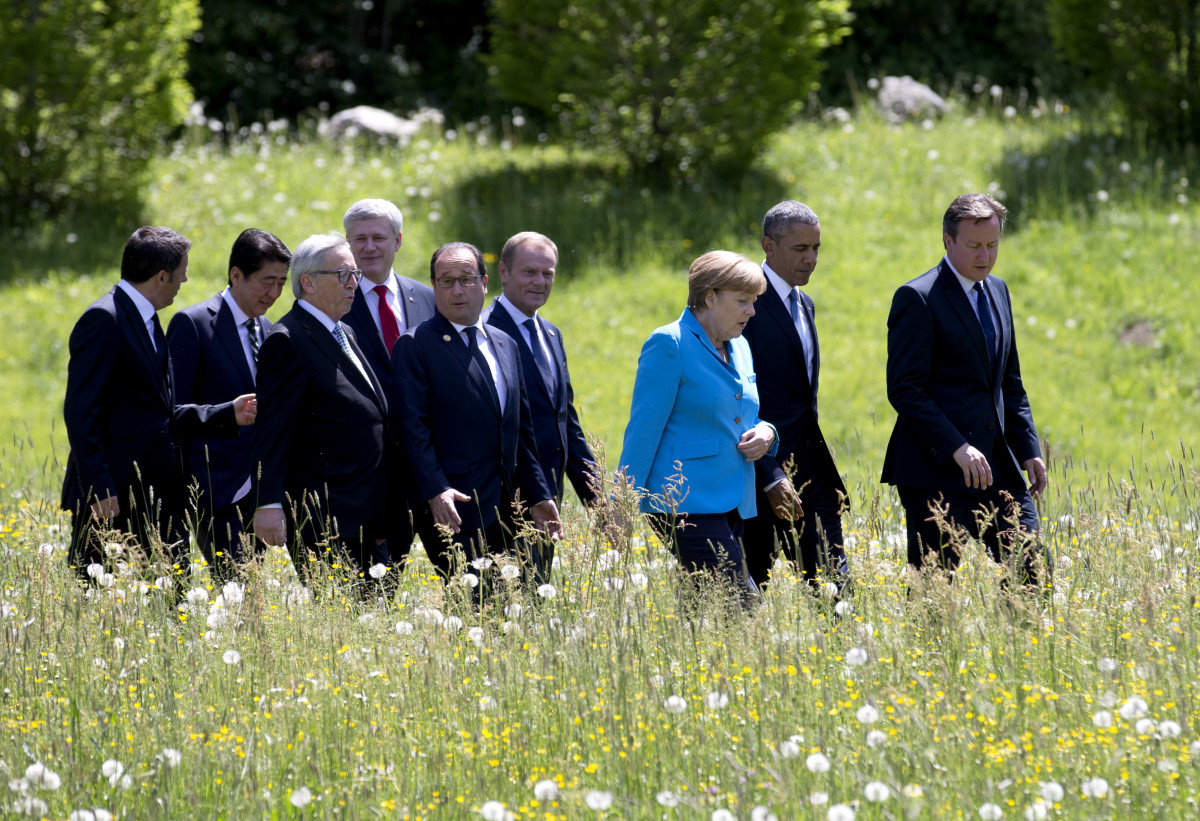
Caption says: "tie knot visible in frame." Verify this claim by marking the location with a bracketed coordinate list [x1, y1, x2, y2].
[523, 317, 537, 333]
[373, 284, 389, 298]
[464, 325, 478, 343]
[244, 318, 255, 331]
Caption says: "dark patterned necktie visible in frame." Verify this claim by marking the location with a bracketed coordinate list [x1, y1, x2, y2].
[523, 317, 557, 395]
[974, 281, 996, 367]
[244, 318, 259, 364]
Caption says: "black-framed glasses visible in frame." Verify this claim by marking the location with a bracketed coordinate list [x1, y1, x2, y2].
[435, 274, 482, 290]
[310, 268, 364, 284]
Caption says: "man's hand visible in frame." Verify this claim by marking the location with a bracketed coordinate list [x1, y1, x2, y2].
[953, 442, 993, 489]
[430, 488, 471, 534]
[737, 422, 776, 462]
[530, 499, 564, 541]
[91, 495, 120, 520]
[254, 507, 286, 547]
[233, 394, 257, 426]
[1023, 456, 1048, 496]
[765, 478, 803, 522]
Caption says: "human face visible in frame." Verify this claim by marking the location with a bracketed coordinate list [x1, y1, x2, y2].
[761, 222, 820, 288]
[302, 247, 358, 320]
[944, 215, 1001, 282]
[347, 216, 401, 284]
[230, 260, 288, 318]
[153, 253, 189, 310]
[499, 241, 556, 316]
[700, 288, 758, 345]
[432, 248, 487, 326]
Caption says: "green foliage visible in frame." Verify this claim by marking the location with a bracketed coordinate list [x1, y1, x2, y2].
[1048, 0, 1200, 144]
[486, 0, 852, 180]
[0, 0, 200, 225]
[819, 0, 1072, 102]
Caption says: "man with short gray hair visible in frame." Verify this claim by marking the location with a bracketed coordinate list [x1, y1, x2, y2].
[881, 193, 1047, 581]
[251, 232, 391, 584]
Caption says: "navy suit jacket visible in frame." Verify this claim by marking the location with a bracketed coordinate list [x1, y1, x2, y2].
[61, 286, 237, 515]
[250, 302, 389, 541]
[391, 311, 552, 534]
[483, 299, 596, 504]
[881, 260, 1041, 490]
[742, 281, 846, 500]
[166, 293, 272, 509]
[341, 273, 435, 397]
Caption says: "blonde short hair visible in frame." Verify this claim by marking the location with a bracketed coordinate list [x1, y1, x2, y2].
[687, 250, 766, 309]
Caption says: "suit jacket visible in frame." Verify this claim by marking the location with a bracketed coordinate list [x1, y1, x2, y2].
[166, 293, 272, 510]
[61, 285, 238, 515]
[742, 280, 847, 499]
[483, 299, 597, 504]
[618, 308, 776, 518]
[250, 301, 389, 541]
[391, 311, 552, 534]
[342, 273, 436, 397]
[881, 260, 1041, 490]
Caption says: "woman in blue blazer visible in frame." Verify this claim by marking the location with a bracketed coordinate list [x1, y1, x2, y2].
[619, 251, 778, 595]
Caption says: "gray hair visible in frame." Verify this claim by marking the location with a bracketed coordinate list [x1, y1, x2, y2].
[500, 231, 558, 269]
[291, 232, 350, 298]
[763, 200, 819, 241]
[342, 198, 403, 236]
[943, 193, 1007, 239]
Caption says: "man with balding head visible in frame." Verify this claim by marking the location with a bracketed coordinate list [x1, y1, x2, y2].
[251, 232, 390, 582]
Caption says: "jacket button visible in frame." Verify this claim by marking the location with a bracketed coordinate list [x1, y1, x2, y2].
[734, 393, 741, 400]
[734, 417, 741, 424]
[988, 422, 995, 430]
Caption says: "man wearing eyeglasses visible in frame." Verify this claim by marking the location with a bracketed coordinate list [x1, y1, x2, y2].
[392, 241, 563, 585]
[340, 199, 435, 578]
[251, 232, 391, 585]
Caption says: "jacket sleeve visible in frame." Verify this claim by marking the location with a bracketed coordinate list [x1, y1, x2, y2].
[392, 332, 451, 506]
[63, 307, 120, 501]
[514, 360, 554, 505]
[249, 331, 306, 507]
[998, 285, 1041, 463]
[617, 330, 681, 498]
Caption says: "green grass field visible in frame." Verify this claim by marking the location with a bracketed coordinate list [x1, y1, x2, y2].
[2, 101, 1200, 819]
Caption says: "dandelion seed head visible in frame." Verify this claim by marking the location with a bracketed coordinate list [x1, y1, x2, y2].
[368, 563, 388, 579]
[979, 803, 1004, 820]
[1098, 657, 1117, 673]
[827, 803, 855, 821]
[533, 780, 559, 801]
[468, 626, 485, 644]
[443, 615, 464, 632]
[290, 786, 313, 807]
[864, 781, 890, 801]
[1081, 777, 1108, 798]
[470, 556, 494, 571]
[866, 729, 887, 748]
[779, 739, 801, 758]
[537, 583, 557, 599]
[1135, 718, 1155, 735]
[86, 563, 105, 579]
[712, 810, 735, 821]
[810, 791, 829, 805]
[1119, 697, 1148, 720]
[706, 691, 729, 709]
[1159, 720, 1182, 738]
[500, 564, 521, 580]
[1157, 758, 1177, 773]
[751, 807, 777, 821]
[585, 790, 613, 810]
[1092, 710, 1112, 728]
[806, 752, 831, 773]
[160, 748, 182, 767]
[1023, 800, 1047, 820]
[222, 649, 242, 665]
[1040, 782, 1063, 802]
[664, 695, 687, 714]
[630, 572, 649, 589]
[23, 763, 60, 790]
[11, 796, 49, 817]
[835, 600, 853, 616]
[479, 800, 509, 821]
[856, 704, 879, 724]
[461, 572, 479, 589]
[656, 790, 679, 807]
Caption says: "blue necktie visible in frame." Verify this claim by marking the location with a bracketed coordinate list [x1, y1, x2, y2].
[973, 281, 996, 367]
[788, 289, 810, 377]
[523, 317, 557, 396]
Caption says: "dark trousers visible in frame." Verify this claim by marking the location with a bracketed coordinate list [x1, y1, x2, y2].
[898, 483, 1040, 581]
[68, 481, 186, 576]
[650, 509, 757, 598]
[743, 476, 847, 589]
[285, 500, 379, 584]
[415, 507, 551, 588]
[193, 494, 265, 582]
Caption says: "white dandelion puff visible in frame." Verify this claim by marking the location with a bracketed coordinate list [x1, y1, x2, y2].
[706, 691, 729, 709]
[779, 739, 801, 759]
[290, 786, 313, 807]
[751, 807, 777, 821]
[856, 704, 880, 724]
[712, 811, 735, 821]
[806, 752, 831, 773]
[470, 556, 494, 571]
[537, 583, 557, 599]
[656, 791, 679, 807]
[866, 729, 886, 748]
[845, 647, 868, 667]
[1119, 697, 1148, 720]
[479, 801, 509, 821]
[368, 563, 388, 579]
[1135, 718, 1155, 735]
[186, 587, 209, 604]
[395, 620, 414, 635]
[979, 803, 1004, 820]
[1093, 710, 1113, 729]
[1081, 777, 1108, 798]
[664, 695, 687, 714]
[222, 649, 242, 665]
[1098, 658, 1117, 673]
[810, 791, 829, 806]
[500, 564, 521, 580]
[23, 763, 60, 790]
[533, 780, 559, 801]
[864, 781, 890, 801]
[828, 804, 855, 821]
[1040, 782, 1063, 802]
[159, 748, 182, 768]
[100, 760, 124, 786]
[1023, 802, 1047, 821]
[1159, 720, 1182, 738]
[585, 790, 613, 810]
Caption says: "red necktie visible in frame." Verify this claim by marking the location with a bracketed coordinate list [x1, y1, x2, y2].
[374, 284, 401, 354]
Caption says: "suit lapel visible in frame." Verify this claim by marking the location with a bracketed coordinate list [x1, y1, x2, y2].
[488, 301, 555, 404]
[758, 286, 813, 393]
[113, 286, 171, 408]
[539, 317, 565, 406]
[489, 327, 519, 420]
[345, 330, 387, 415]
[212, 296, 256, 391]
[800, 290, 820, 397]
[436, 314, 501, 417]
[297, 306, 378, 401]
[351, 285, 391, 368]
[937, 262, 993, 379]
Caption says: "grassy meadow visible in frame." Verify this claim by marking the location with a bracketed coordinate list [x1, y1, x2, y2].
[2, 95, 1200, 819]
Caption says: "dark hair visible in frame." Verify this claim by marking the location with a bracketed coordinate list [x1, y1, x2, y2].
[763, 200, 819, 240]
[121, 226, 191, 284]
[429, 241, 486, 281]
[228, 228, 292, 285]
[942, 193, 1008, 240]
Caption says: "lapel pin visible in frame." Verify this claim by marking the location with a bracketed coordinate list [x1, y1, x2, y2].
[442, 334, 452, 342]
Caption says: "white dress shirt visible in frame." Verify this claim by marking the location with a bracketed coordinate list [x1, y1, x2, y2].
[762, 262, 814, 383]
[116, 279, 159, 350]
[944, 256, 1000, 358]
[358, 270, 407, 339]
[449, 318, 508, 414]
[221, 287, 258, 379]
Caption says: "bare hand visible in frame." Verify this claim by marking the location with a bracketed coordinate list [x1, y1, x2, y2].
[254, 507, 286, 547]
[765, 478, 803, 522]
[530, 499, 564, 541]
[430, 488, 471, 534]
[953, 443, 993, 490]
[736, 422, 776, 462]
[233, 394, 257, 426]
[91, 495, 120, 520]
[1023, 456, 1048, 496]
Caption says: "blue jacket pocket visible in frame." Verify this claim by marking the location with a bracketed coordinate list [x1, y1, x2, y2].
[673, 438, 719, 461]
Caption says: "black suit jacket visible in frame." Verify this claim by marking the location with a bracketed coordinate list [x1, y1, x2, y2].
[391, 311, 552, 533]
[483, 299, 596, 504]
[250, 301, 389, 541]
[61, 285, 238, 516]
[167, 293, 272, 509]
[341, 273, 436, 397]
[742, 282, 846, 499]
[881, 260, 1041, 490]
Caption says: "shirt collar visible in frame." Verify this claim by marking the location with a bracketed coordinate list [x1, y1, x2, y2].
[359, 270, 397, 298]
[448, 316, 490, 339]
[116, 279, 157, 324]
[761, 262, 796, 303]
[297, 298, 338, 332]
[220, 287, 253, 327]
[497, 293, 535, 324]
[944, 255, 984, 295]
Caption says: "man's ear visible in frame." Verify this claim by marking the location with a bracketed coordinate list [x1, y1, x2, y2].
[760, 235, 773, 257]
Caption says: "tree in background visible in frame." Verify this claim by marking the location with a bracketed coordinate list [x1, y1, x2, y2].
[487, 0, 852, 181]
[1048, 0, 1200, 145]
[0, 0, 200, 225]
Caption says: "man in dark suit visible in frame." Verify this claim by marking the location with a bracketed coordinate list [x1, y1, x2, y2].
[742, 201, 849, 591]
[392, 241, 563, 583]
[61, 226, 256, 576]
[483, 231, 597, 514]
[251, 232, 390, 582]
[340, 199, 436, 574]
[167, 228, 291, 580]
[881, 193, 1047, 579]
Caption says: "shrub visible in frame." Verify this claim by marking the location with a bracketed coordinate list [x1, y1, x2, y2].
[486, 0, 852, 181]
[0, 0, 200, 226]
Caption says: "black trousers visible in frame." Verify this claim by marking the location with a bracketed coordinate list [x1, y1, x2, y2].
[898, 482, 1040, 581]
[743, 475, 847, 589]
[650, 509, 757, 598]
[193, 494, 265, 582]
[68, 479, 186, 577]
[414, 507, 550, 588]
